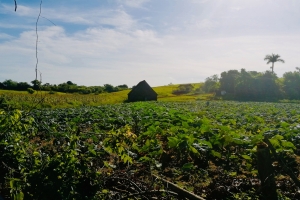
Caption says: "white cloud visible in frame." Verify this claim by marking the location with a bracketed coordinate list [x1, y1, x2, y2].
[117, 0, 150, 8]
[0, 4, 15, 13]
[1, 19, 299, 87]
[0, 22, 33, 29]
[1, 3, 137, 31]
[1, 0, 300, 87]
[189, 0, 210, 4]
[43, 9, 138, 32]
[13, 5, 36, 16]
[0, 33, 14, 39]
[40, 8, 137, 29]
[1, 4, 38, 16]
[230, 7, 242, 11]
[186, 19, 217, 31]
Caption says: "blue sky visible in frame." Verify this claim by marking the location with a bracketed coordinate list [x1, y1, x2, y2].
[0, 0, 300, 87]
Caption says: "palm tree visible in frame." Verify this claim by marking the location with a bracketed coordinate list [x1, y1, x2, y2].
[264, 54, 285, 73]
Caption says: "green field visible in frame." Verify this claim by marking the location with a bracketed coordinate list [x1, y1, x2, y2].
[1, 101, 300, 199]
[0, 83, 210, 109]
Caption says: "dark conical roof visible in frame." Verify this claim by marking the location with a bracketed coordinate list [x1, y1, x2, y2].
[128, 80, 157, 95]
[127, 80, 157, 102]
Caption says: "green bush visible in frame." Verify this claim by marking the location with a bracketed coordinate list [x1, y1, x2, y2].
[27, 88, 35, 94]
[172, 84, 194, 95]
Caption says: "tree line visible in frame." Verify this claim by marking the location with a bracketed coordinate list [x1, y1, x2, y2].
[200, 53, 300, 101]
[202, 68, 300, 101]
[0, 79, 128, 94]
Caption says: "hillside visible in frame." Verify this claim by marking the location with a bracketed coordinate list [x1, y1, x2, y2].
[0, 83, 213, 109]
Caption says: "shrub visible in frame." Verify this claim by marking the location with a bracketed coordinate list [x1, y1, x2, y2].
[172, 84, 194, 95]
[27, 88, 35, 94]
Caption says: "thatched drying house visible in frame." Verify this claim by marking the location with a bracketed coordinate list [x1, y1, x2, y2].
[128, 80, 157, 102]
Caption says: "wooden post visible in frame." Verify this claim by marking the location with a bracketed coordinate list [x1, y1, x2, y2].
[256, 142, 278, 200]
[151, 174, 206, 200]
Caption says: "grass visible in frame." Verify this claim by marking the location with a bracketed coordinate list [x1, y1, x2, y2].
[153, 83, 203, 98]
[0, 90, 67, 95]
[0, 83, 212, 109]
[0, 90, 31, 94]
[153, 84, 180, 97]
[154, 83, 211, 102]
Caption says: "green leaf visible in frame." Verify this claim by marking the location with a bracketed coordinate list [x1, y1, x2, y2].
[246, 163, 252, 170]
[273, 135, 284, 140]
[241, 155, 252, 160]
[10, 179, 14, 188]
[250, 134, 264, 144]
[168, 137, 180, 148]
[182, 122, 189, 128]
[200, 125, 210, 133]
[145, 139, 151, 147]
[251, 170, 258, 175]
[118, 146, 125, 154]
[15, 192, 24, 200]
[229, 155, 238, 159]
[280, 122, 289, 128]
[89, 149, 97, 156]
[182, 163, 194, 171]
[189, 146, 199, 155]
[199, 140, 212, 148]
[232, 138, 244, 145]
[121, 154, 133, 164]
[229, 172, 237, 176]
[270, 138, 280, 148]
[211, 150, 221, 158]
[102, 189, 109, 194]
[139, 156, 151, 162]
[132, 142, 139, 151]
[281, 141, 296, 149]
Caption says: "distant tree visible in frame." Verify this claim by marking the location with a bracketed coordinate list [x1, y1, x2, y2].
[264, 54, 285, 73]
[50, 84, 58, 92]
[172, 84, 194, 95]
[258, 71, 281, 100]
[17, 82, 31, 91]
[248, 71, 260, 76]
[202, 75, 219, 93]
[117, 84, 128, 89]
[2, 79, 18, 90]
[57, 83, 66, 92]
[80, 88, 92, 94]
[235, 69, 255, 99]
[219, 69, 281, 101]
[283, 69, 300, 99]
[219, 70, 239, 94]
[93, 86, 104, 94]
[31, 80, 41, 90]
[42, 83, 52, 91]
[104, 84, 115, 93]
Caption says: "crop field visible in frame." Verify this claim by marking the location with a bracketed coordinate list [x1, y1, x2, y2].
[0, 90, 130, 109]
[0, 83, 207, 109]
[1, 101, 300, 199]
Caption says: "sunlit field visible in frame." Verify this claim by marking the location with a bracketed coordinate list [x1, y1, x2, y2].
[1, 101, 299, 199]
[0, 83, 210, 109]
